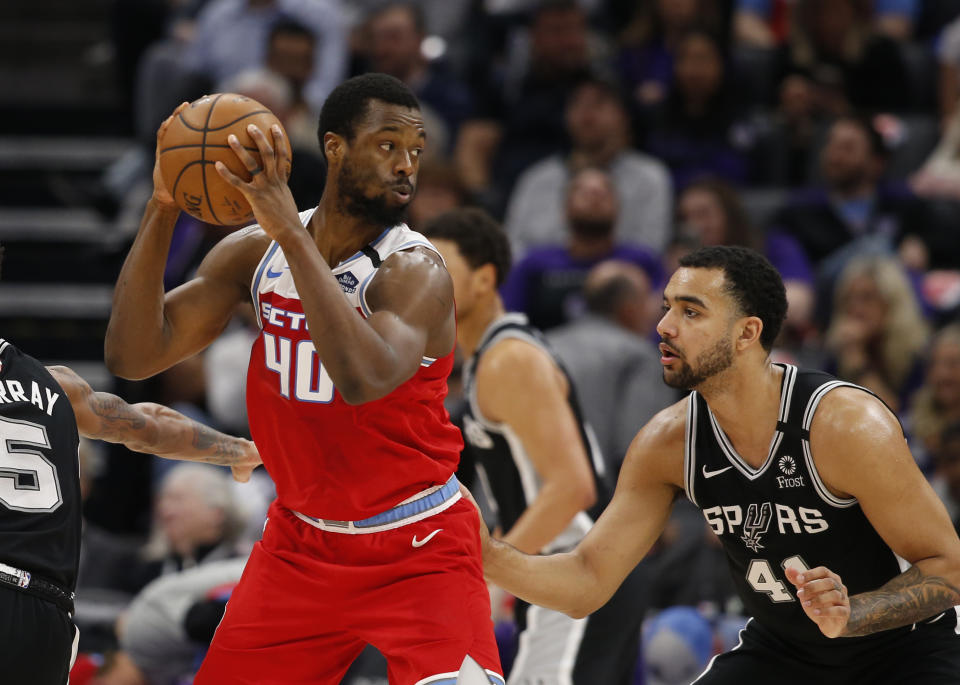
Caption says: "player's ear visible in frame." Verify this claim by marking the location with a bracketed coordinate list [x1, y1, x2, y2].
[737, 315, 763, 350]
[323, 132, 344, 163]
[474, 263, 497, 294]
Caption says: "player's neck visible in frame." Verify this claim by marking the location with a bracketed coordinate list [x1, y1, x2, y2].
[459, 296, 506, 359]
[699, 361, 784, 467]
[308, 201, 390, 267]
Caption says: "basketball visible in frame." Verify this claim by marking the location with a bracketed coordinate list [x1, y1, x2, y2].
[158, 93, 292, 226]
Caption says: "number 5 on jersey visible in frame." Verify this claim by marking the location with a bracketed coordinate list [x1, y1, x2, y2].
[263, 333, 335, 403]
[748, 555, 810, 603]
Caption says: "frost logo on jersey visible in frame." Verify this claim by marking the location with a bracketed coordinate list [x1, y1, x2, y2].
[776, 455, 804, 489]
[337, 272, 359, 294]
[778, 455, 796, 475]
[462, 415, 494, 449]
[741, 502, 772, 552]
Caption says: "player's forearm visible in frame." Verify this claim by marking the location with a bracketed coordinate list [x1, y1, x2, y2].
[843, 562, 960, 637]
[130, 403, 254, 466]
[484, 537, 604, 619]
[105, 198, 181, 378]
[277, 230, 411, 403]
[501, 480, 595, 555]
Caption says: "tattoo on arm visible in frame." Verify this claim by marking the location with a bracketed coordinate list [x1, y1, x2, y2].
[91, 394, 146, 438]
[844, 566, 960, 636]
[190, 423, 246, 466]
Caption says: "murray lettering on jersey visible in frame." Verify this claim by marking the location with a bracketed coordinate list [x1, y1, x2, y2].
[684, 364, 927, 647]
[0, 377, 60, 416]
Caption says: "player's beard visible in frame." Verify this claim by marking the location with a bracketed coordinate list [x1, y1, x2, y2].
[663, 336, 735, 389]
[337, 155, 410, 228]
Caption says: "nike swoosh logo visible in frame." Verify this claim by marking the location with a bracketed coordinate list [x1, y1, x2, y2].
[412, 528, 443, 548]
[266, 266, 285, 278]
[702, 465, 734, 479]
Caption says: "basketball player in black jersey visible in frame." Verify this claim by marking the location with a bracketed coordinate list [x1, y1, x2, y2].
[471, 246, 960, 683]
[423, 208, 647, 684]
[0, 258, 260, 684]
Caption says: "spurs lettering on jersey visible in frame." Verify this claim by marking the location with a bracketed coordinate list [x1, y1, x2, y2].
[703, 502, 829, 549]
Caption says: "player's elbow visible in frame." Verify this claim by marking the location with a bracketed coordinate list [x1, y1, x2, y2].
[104, 343, 147, 380]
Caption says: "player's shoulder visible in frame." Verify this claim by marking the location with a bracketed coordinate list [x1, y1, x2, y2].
[201, 223, 274, 282]
[621, 396, 688, 488]
[477, 336, 555, 384]
[634, 396, 689, 450]
[810, 385, 902, 444]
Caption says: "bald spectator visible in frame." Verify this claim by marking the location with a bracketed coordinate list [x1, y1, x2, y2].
[501, 166, 663, 331]
[505, 74, 672, 254]
[548, 261, 675, 472]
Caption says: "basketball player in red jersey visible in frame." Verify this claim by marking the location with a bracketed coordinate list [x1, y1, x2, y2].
[104, 73, 503, 685]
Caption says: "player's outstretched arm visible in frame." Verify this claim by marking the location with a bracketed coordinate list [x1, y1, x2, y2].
[788, 388, 960, 638]
[474, 401, 686, 618]
[105, 105, 265, 380]
[48, 366, 261, 482]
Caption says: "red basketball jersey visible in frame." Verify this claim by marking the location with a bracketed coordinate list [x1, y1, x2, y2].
[246, 210, 463, 520]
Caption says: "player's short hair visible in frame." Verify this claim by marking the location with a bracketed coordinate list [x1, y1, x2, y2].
[421, 208, 512, 287]
[678, 246, 786, 351]
[317, 73, 420, 157]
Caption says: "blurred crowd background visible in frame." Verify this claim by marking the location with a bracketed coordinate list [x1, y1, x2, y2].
[6, 0, 960, 683]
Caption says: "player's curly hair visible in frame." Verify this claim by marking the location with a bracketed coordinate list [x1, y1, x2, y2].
[317, 73, 420, 159]
[421, 208, 512, 287]
[678, 246, 786, 351]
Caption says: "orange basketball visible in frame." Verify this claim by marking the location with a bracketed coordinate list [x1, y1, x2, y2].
[158, 93, 292, 226]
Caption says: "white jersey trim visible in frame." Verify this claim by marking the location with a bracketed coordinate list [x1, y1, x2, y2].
[800, 380, 860, 509]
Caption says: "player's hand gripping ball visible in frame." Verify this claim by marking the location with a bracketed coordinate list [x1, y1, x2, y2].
[158, 93, 292, 225]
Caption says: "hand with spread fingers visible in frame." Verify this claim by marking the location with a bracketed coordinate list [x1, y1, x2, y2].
[786, 565, 851, 638]
[215, 123, 301, 241]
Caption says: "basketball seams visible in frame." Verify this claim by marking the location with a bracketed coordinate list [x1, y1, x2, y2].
[201, 94, 224, 225]
[159, 144, 260, 154]
[176, 108, 270, 132]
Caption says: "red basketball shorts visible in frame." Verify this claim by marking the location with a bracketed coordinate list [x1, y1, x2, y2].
[194, 494, 503, 685]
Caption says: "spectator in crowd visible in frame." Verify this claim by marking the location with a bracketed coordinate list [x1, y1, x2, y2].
[406, 159, 469, 230]
[91, 558, 247, 685]
[641, 28, 758, 188]
[361, 2, 475, 148]
[504, 74, 672, 254]
[908, 323, 960, 463]
[182, 0, 347, 112]
[774, 0, 911, 115]
[501, 166, 663, 331]
[548, 260, 675, 473]
[455, 0, 598, 211]
[615, 0, 722, 109]
[824, 255, 929, 414]
[79, 464, 247, 598]
[261, 19, 323, 138]
[932, 421, 960, 536]
[734, 0, 920, 48]
[769, 114, 936, 279]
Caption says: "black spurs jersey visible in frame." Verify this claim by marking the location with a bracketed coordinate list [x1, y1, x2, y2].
[0, 339, 81, 591]
[461, 314, 610, 552]
[685, 363, 960, 651]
